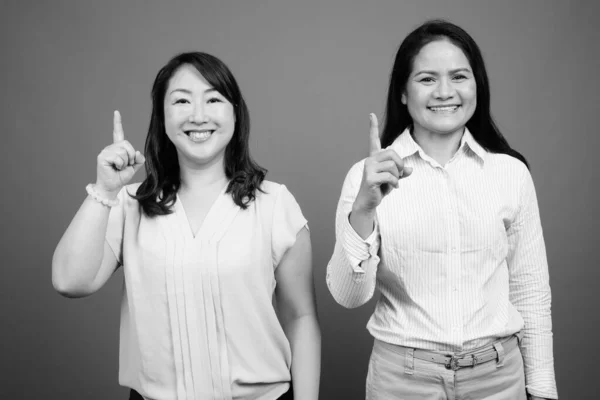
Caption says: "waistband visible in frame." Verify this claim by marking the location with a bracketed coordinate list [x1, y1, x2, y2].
[375, 333, 522, 371]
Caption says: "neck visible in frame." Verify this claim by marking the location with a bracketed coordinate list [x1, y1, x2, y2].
[178, 156, 228, 194]
[412, 127, 465, 166]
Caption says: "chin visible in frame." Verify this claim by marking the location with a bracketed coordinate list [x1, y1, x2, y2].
[192, 150, 227, 165]
[429, 121, 468, 135]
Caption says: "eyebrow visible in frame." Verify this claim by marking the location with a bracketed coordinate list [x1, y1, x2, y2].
[413, 68, 472, 76]
[169, 87, 218, 95]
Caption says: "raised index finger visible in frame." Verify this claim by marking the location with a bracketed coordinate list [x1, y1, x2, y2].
[113, 110, 125, 143]
[369, 113, 382, 156]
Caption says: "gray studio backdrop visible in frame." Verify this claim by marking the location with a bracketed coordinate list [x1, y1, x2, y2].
[2, 0, 598, 399]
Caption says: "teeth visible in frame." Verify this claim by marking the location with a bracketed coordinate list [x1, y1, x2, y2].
[188, 131, 212, 142]
[430, 106, 459, 112]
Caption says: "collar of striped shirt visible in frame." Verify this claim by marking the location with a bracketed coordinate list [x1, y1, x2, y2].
[389, 127, 487, 166]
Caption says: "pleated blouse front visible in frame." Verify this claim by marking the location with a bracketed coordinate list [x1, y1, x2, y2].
[106, 181, 307, 400]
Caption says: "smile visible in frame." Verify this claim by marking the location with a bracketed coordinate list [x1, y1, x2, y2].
[185, 130, 214, 143]
[428, 105, 460, 113]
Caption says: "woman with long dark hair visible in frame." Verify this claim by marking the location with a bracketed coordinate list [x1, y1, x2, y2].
[53, 52, 321, 400]
[327, 20, 556, 399]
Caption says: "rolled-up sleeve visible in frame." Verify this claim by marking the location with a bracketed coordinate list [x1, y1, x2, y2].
[507, 168, 558, 399]
[326, 161, 381, 309]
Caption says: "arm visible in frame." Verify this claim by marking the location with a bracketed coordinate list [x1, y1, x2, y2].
[326, 114, 410, 308]
[326, 162, 381, 308]
[52, 110, 143, 298]
[507, 168, 557, 399]
[275, 227, 321, 400]
[51, 191, 121, 297]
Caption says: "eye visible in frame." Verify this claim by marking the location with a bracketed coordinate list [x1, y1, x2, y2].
[453, 74, 467, 81]
[207, 97, 223, 104]
[418, 77, 435, 83]
[174, 98, 190, 104]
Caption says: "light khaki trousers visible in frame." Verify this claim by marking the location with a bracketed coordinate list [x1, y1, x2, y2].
[366, 338, 526, 400]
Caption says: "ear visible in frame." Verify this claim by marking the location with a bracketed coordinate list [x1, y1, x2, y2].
[401, 93, 407, 105]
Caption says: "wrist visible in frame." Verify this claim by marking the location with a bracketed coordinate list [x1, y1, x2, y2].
[92, 182, 120, 200]
[87, 183, 120, 207]
[349, 203, 377, 240]
[351, 201, 376, 219]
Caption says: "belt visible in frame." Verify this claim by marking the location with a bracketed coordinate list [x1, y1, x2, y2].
[413, 335, 519, 371]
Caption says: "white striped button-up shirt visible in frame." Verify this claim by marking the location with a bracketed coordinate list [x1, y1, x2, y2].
[326, 128, 557, 399]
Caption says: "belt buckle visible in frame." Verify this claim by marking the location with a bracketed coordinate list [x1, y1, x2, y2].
[445, 356, 461, 371]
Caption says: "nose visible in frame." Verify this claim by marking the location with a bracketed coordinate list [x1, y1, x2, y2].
[189, 103, 208, 123]
[434, 77, 455, 100]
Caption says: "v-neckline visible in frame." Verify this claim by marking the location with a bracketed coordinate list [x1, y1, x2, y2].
[175, 182, 230, 240]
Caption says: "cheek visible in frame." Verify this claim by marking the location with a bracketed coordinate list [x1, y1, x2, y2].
[164, 107, 187, 127]
[462, 83, 477, 104]
[218, 107, 236, 129]
[464, 92, 477, 118]
[164, 105, 175, 124]
[163, 108, 183, 137]
[405, 93, 428, 120]
[406, 87, 429, 109]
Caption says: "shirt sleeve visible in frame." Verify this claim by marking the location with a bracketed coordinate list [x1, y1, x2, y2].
[326, 161, 381, 309]
[271, 184, 308, 268]
[507, 168, 558, 399]
[105, 186, 129, 266]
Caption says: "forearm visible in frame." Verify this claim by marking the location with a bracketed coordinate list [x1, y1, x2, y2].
[510, 268, 556, 398]
[517, 302, 557, 399]
[509, 256, 556, 398]
[284, 314, 321, 400]
[327, 208, 380, 308]
[52, 194, 114, 294]
[349, 206, 376, 239]
[326, 245, 378, 308]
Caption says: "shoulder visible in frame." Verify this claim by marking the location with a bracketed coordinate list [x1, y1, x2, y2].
[258, 179, 283, 195]
[123, 182, 143, 193]
[254, 180, 303, 210]
[115, 182, 143, 212]
[256, 180, 293, 202]
[485, 153, 530, 178]
[484, 153, 533, 196]
[335, 158, 367, 193]
[349, 158, 367, 174]
[344, 158, 367, 182]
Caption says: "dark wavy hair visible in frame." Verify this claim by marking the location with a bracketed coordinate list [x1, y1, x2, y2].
[133, 52, 267, 216]
[380, 19, 528, 168]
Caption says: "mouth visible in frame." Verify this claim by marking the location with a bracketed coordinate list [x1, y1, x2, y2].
[184, 129, 214, 143]
[428, 105, 460, 113]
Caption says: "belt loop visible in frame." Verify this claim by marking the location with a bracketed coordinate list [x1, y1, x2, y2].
[515, 331, 524, 346]
[404, 348, 414, 375]
[493, 342, 505, 368]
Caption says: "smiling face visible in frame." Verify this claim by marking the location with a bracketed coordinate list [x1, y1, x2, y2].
[163, 64, 235, 168]
[402, 38, 477, 138]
